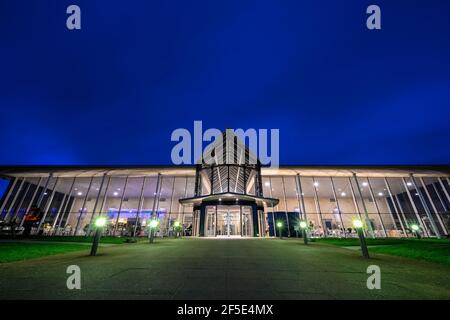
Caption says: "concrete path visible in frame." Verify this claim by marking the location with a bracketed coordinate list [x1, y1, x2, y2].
[1, 238, 449, 299]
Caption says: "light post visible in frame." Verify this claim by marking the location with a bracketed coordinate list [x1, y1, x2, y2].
[299, 220, 308, 245]
[148, 219, 159, 244]
[410, 224, 421, 239]
[173, 221, 181, 238]
[276, 221, 283, 239]
[353, 219, 369, 259]
[90, 216, 107, 256]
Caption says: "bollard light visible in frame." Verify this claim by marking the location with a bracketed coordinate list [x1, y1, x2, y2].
[94, 216, 107, 228]
[299, 220, 308, 245]
[352, 219, 364, 229]
[410, 224, 421, 239]
[90, 216, 107, 256]
[353, 219, 369, 259]
[148, 219, 159, 243]
[173, 221, 181, 238]
[276, 221, 283, 239]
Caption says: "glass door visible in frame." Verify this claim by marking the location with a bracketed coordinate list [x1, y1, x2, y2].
[205, 206, 216, 237]
[216, 206, 241, 237]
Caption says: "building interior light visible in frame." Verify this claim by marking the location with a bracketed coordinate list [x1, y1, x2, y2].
[362, 182, 368, 187]
[77, 192, 82, 196]
[264, 181, 270, 187]
[313, 182, 319, 187]
[113, 191, 119, 196]
[341, 192, 346, 197]
[378, 192, 384, 196]
[407, 182, 412, 186]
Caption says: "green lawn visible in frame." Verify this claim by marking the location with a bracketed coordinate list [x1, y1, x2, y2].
[316, 238, 450, 265]
[28, 235, 127, 244]
[0, 242, 89, 263]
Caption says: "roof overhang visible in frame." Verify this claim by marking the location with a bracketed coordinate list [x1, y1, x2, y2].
[0, 165, 449, 178]
[179, 192, 279, 207]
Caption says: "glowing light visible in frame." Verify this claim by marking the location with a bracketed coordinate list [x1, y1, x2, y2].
[276, 221, 283, 228]
[77, 192, 82, 196]
[313, 182, 319, 187]
[410, 224, 420, 231]
[174, 221, 181, 228]
[264, 181, 270, 187]
[407, 182, 412, 186]
[340, 192, 346, 197]
[362, 182, 368, 187]
[299, 221, 308, 229]
[113, 191, 119, 196]
[94, 216, 107, 228]
[149, 219, 159, 229]
[378, 192, 384, 196]
[352, 219, 363, 229]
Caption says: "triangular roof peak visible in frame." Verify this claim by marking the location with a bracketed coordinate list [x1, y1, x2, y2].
[199, 129, 259, 166]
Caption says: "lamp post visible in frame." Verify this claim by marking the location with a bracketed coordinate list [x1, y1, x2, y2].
[410, 224, 421, 239]
[299, 220, 308, 245]
[276, 221, 283, 239]
[90, 216, 107, 256]
[173, 221, 181, 238]
[353, 219, 369, 259]
[148, 219, 159, 244]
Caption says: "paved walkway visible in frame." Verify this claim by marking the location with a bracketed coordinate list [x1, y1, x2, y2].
[1, 238, 449, 299]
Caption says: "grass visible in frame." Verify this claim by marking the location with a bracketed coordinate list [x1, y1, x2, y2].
[0, 242, 89, 263]
[316, 237, 450, 265]
[28, 235, 127, 244]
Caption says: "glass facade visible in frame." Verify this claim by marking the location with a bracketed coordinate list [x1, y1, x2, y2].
[0, 168, 449, 238]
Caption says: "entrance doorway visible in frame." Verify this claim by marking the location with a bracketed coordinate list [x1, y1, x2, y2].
[203, 205, 255, 237]
[217, 206, 241, 237]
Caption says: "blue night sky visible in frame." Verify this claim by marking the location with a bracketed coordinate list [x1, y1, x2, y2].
[0, 0, 449, 165]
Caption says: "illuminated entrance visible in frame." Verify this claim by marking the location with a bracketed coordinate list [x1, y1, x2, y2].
[178, 130, 279, 238]
[204, 205, 254, 237]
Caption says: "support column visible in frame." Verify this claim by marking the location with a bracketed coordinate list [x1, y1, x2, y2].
[438, 178, 450, 205]
[11, 181, 32, 222]
[166, 177, 176, 233]
[214, 205, 218, 237]
[420, 177, 447, 236]
[113, 176, 129, 235]
[37, 177, 59, 234]
[150, 174, 161, 219]
[268, 177, 277, 237]
[352, 174, 375, 237]
[330, 177, 346, 236]
[5, 178, 26, 222]
[402, 177, 429, 237]
[384, 178, 407, 236]
[180, 177, 188, 228]
[19, 177, 43, 228]
[0, 178, 18, 218]
[366, 178, 387, 237]
[52, 177, 76, 234]
[312, 177, 325, 237]
[133, 177, 147, 237]
[74, 176, 93, 236]
[252, 204, 259, 237]
[410, 175, 441, 238]
[88, 173, 107, 228]
[36, 174, 53, 209]
[281, 176, 290, 237]
[199, 205, 206, 237]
